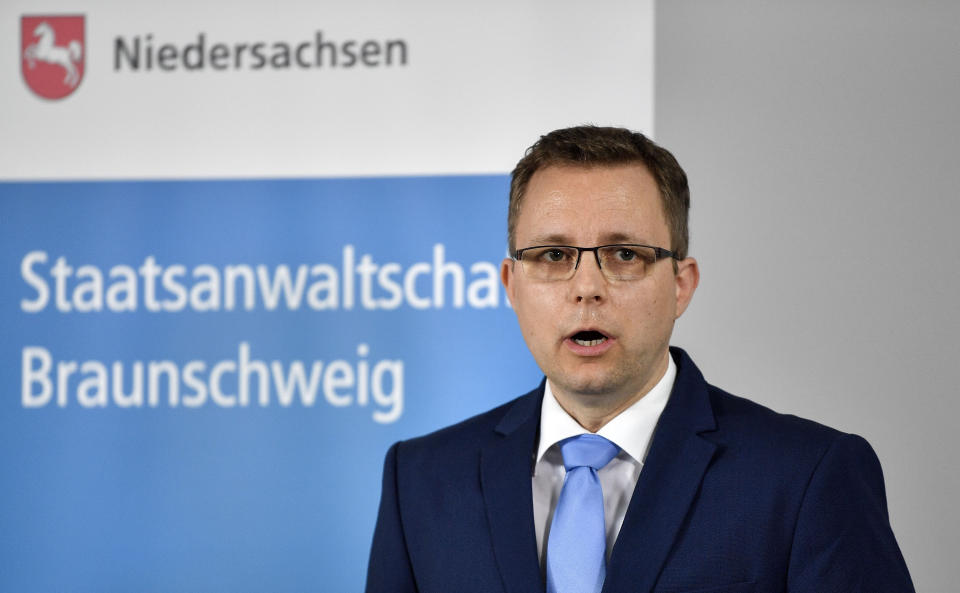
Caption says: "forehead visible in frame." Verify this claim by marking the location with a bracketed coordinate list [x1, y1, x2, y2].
[517, 164, 668, 244]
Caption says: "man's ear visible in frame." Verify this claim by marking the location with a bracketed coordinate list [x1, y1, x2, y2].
[674, 257, 699, 319]
[501, 258, 517, 308]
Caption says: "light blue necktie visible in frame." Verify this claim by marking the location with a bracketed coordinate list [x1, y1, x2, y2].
[546, 434, 620, 593]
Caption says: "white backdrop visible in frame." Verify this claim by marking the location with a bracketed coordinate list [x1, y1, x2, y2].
[2, 0, 654, 180]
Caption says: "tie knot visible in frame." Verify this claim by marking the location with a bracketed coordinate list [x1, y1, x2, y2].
[559, 434, 619, 471]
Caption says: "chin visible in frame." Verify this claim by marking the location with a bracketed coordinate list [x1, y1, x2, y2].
[553, 372, 623, 398]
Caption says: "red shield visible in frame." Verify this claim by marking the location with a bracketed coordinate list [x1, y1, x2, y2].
[21, 15, 85, 100]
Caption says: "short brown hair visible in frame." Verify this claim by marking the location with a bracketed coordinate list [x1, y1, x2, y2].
[508, 125, 690, 259]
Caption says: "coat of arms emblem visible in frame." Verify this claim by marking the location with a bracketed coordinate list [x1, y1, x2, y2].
[21, 15, 85, 100]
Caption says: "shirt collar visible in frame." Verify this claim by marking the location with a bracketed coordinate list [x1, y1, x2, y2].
[535, 353, 676, 465]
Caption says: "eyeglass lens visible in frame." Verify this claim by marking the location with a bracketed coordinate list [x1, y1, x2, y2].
[519, 245, 658, 281]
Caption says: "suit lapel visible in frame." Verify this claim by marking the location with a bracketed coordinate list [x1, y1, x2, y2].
[603, 349, 719, 593]
[480, 385, 545, 593]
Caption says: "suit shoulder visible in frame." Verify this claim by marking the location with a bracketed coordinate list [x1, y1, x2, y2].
[698, 385, 890, 504]
[397, 387, 539, 460]
[705, 383, 853, 456]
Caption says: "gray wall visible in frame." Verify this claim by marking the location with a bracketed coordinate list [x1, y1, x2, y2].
[657, 2, 959, 590]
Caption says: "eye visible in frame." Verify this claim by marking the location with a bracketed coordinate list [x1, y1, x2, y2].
[543, 249, 568, 262]
[601, 245, 655, 268]
[613, 247, 638, 261]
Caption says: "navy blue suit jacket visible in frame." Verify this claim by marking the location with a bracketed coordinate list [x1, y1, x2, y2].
[366, 348, 914, 593]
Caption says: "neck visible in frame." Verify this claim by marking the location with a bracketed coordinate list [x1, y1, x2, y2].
[550, 351, 671, 432]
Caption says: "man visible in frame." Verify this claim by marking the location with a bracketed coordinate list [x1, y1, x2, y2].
[366, 126, 914, 593]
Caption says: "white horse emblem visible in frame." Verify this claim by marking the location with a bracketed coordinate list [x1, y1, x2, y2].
[23, 21, 83, 87]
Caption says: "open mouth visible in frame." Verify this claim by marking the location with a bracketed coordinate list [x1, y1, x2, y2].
[571, 330, 608, 347]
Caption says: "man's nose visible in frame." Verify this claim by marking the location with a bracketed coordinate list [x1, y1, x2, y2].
[571, 250, 606, 303]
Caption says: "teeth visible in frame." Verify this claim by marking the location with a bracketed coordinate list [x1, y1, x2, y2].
[574, 338, 606, 347]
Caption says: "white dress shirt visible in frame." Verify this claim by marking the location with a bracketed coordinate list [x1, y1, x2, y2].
[532, 354, 676, 567]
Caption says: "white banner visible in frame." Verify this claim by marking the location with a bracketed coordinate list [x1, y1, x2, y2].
[2, 0, 654, 179]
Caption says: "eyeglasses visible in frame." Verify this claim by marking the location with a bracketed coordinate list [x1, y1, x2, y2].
[512, 244, 679, 281]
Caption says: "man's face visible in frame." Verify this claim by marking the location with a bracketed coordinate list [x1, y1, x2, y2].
[501, 164, 698, 408]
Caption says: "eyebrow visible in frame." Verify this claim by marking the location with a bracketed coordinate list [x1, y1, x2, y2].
[599, 232, 644, 244]
[525, 232, 651, 246]
[527, 233, 572, 245]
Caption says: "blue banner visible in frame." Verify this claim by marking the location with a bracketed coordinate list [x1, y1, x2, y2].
[0, 176, 542, 592]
